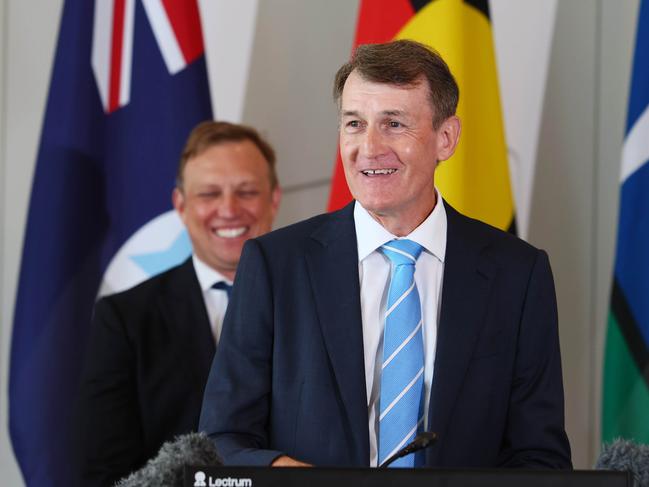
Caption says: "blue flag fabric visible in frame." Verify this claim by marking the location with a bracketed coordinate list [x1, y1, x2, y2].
[617, 0, 649, 335]
[9, 1, 212, 484]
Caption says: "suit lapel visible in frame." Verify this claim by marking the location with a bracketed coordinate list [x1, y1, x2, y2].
[158, 258, 216, 388]
[305, 203, 370, 464]
[428, 203, 496, 459]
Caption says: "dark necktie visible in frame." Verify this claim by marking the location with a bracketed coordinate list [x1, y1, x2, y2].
[211, 281, 232, 298]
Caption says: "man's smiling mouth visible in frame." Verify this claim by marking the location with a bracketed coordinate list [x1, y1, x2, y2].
[213, 227, 248, 238]
[361, 169, 397, 176]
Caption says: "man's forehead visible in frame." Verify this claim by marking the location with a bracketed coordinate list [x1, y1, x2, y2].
[184, 146, 271, 180]
[342, 72, 427, 102]
[341, 80, 431, 120]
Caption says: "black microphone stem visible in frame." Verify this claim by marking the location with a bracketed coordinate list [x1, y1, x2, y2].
[379, 432, 437, 468]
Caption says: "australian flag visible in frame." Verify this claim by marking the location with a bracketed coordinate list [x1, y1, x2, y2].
[9, 0, 212, 484]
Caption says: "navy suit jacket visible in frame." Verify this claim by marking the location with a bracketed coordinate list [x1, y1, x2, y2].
[199, 202, 571, 468]
[75, 258, 216, 486]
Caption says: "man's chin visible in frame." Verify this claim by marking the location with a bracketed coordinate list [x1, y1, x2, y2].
[355, 197, 396, 216]
[207, 256, 238, 277]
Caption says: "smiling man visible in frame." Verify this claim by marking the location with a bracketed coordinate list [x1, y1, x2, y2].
[75, 121, 281, 486]
[200, 40, 571, 469]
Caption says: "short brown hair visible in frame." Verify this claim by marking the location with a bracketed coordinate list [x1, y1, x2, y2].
[333, 39, 459, 128]
[177, 121, 278, 189]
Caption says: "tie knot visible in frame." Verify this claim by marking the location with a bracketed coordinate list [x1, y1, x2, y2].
[211, 281, 232, 297]
[381, 239, 423, 266]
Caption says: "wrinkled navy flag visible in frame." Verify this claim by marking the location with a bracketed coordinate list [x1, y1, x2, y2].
[9, 0, 212, 484]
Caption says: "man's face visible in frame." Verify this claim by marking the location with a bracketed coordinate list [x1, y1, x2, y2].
[173, 140, 281, 280]
[339, 71, 459, 233]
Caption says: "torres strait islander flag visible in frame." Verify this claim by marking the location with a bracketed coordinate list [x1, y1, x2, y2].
[9, 0, 212, 484]
[328, 0, 515, 232]
[602, 0, 649, 445]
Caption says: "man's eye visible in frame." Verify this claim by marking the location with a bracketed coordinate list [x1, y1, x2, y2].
[347, 120, 360, 128]
[388, 121, 402, 128]
[238, 190, 259, 198]
[198, 191, 220, 199]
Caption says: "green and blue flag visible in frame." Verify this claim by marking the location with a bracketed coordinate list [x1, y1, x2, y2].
[602, 0, 649, 446]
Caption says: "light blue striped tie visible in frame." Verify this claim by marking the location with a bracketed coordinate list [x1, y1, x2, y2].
[379, 239, 425, 468]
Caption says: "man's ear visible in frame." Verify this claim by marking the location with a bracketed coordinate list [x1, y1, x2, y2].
[172, 187, 186, 223]
[270, 186, 282, 221]
[436, 115, 461, 162]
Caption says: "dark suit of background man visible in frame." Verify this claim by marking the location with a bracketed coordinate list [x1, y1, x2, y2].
[75, 121, 282, 486]
[200, 40, 572, 469]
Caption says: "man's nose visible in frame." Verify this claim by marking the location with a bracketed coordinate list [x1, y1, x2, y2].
[361, 125, 385, 158]
[218, 193, 240, 218]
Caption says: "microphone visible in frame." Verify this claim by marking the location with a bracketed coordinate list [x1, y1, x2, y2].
[595, 438, 649, 486]
[379, 431, 437, 468]
[115, 432, 222, 487]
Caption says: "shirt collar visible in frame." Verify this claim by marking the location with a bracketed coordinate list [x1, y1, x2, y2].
[192, 254, 232, 292]
[353, 189, 447, 263]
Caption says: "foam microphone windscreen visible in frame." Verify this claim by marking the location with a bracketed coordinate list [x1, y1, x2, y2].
[596, 439, 649, 487]
[115, 432, 222, 487]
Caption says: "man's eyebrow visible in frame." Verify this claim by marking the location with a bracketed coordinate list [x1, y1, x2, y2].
[195, 184, 221, 190]
[341, 109, 405, 117]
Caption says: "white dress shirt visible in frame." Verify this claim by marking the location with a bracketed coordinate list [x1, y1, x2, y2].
[354, 193, 447, 467]
[192, 255, 232, 345]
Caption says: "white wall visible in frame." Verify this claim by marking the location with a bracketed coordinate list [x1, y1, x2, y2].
[530, 1, 598, 467]
[0, 0, 642, 482]
[0, 2, 9, 482]
[492, 0, 558, 239]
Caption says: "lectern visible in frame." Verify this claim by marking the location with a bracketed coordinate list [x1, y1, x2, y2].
[184, 466, 630, 487]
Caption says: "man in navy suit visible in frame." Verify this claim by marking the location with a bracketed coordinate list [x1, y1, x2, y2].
[200, 40, 571, 469]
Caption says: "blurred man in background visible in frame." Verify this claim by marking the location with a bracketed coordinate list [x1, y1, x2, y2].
[75, 121, 281, 485]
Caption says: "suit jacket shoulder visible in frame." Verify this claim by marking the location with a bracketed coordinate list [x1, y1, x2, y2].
[255, 203, 355, 252]
[97, 258, 198, 321]
[445, 201, 539, 264]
